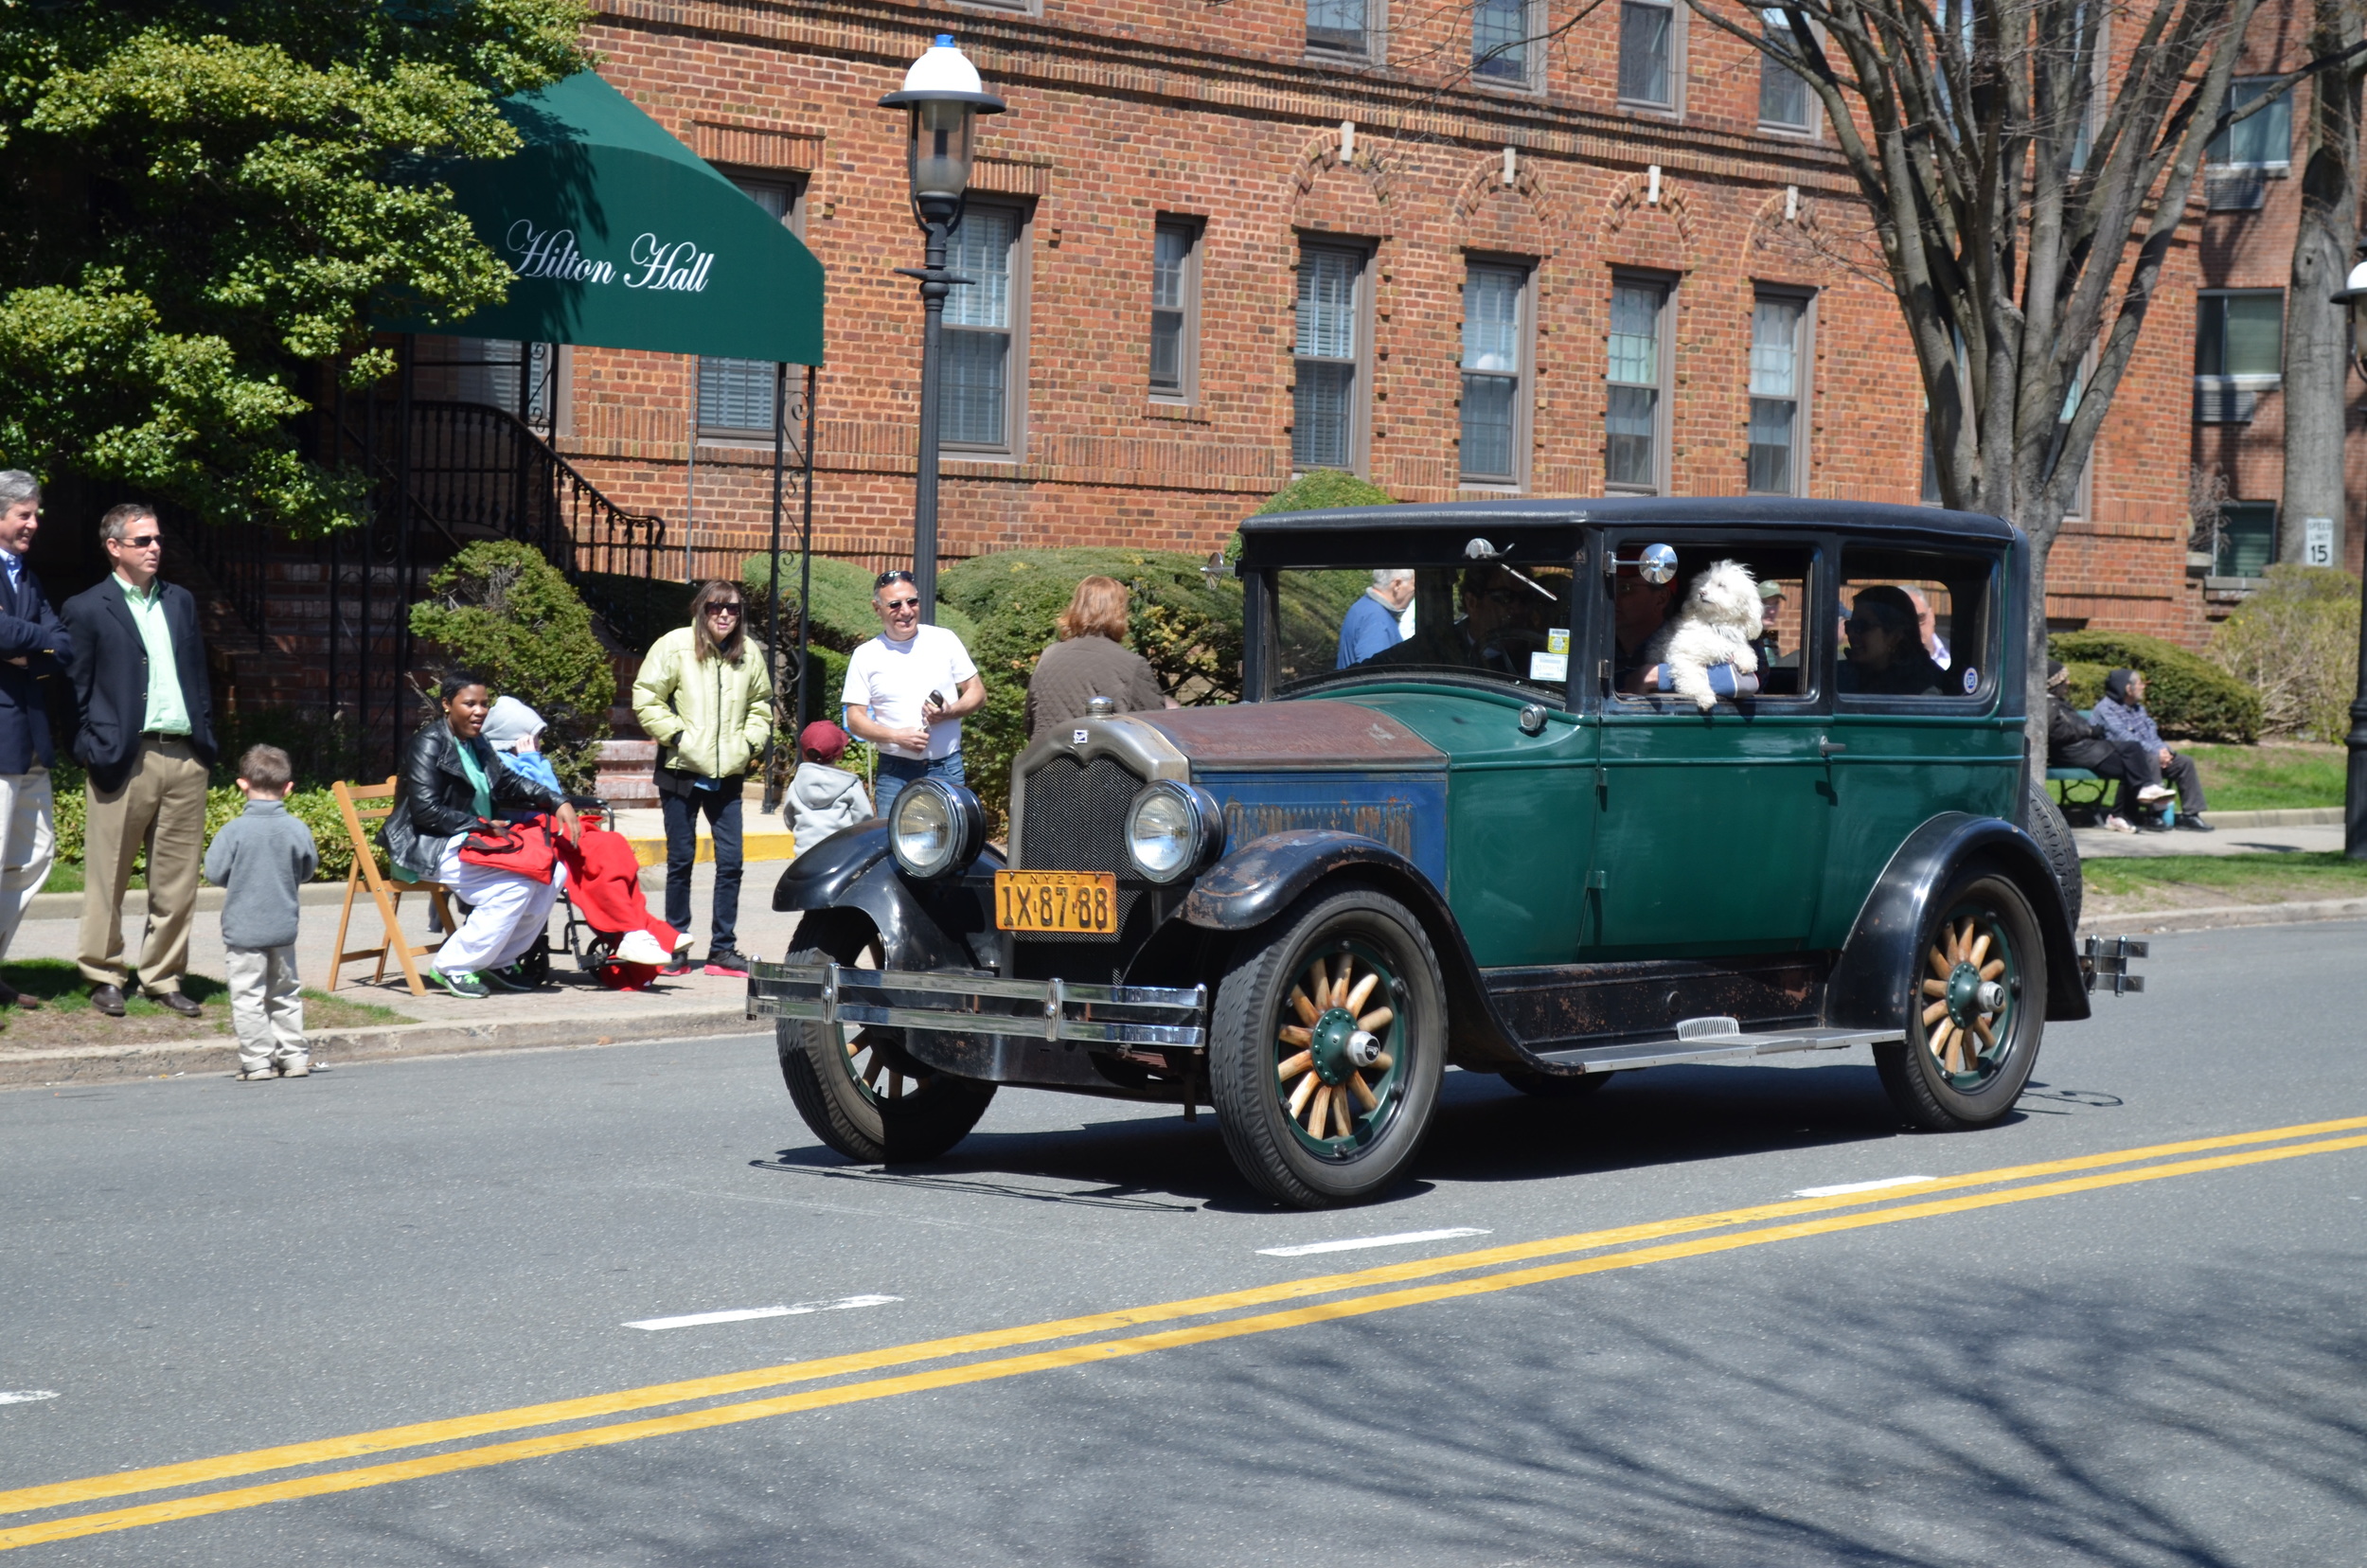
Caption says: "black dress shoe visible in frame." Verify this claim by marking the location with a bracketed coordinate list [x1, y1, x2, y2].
[90, 984, 127, 1017]
[0, 978, 41, 1010]
[153, 991, 203, 1018]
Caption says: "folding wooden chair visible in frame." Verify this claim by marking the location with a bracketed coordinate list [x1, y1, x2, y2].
[329, 777, 459, 997]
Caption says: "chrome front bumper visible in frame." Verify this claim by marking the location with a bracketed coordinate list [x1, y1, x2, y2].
[746, 960, 1209, 1048]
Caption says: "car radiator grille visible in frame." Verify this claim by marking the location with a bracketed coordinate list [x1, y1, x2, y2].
[1015, 755, 1146, 942]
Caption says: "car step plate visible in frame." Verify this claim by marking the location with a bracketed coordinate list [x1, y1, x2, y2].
[1535, 1025, 1904, 1075]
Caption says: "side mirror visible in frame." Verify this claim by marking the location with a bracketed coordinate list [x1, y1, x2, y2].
[1610, 543, 1678, 584]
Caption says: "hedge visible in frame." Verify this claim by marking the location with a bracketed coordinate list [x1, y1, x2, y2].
[2047, 629, 2262, 743]
[2208, 565, 2360, 743]
[936, 548, 1244, 829]
[48, 766, 364, 884]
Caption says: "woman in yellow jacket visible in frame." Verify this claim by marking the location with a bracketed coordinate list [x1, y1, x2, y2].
[632, 580, 774, 977]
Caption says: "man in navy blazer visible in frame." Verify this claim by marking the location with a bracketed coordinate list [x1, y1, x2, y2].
[62, 503, 214, 1019]
[0, 472, 72, 1009]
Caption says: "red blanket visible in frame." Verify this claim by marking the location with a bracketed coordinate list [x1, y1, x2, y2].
[555, 827, 679, 953]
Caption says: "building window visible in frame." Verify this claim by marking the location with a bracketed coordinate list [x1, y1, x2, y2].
[1461, 263, 1527, 485]
[1606, 277, 1669, 491]
[1473, 0, 1535, 86]
[2196, 291, 2283, 378]
[1619, 0, 1676, 108]
[942, 201, 1023, 453]
[1758, 9, 1813, 131]
[2216, 501, 2277, 578]
[1149, 220, 1200, 401]
[699, 179, 802, 437]
[2208, 78, 2292, 168]
[1293, 242, 1366, 472]
[1748, 294, 1808, 494]
[1308, 0, 1375, 59]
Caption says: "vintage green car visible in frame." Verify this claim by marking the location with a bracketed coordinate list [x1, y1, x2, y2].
[750, 500, 2137, 1207]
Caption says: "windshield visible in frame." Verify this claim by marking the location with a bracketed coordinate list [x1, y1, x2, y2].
[1269, 562, 1575, 697]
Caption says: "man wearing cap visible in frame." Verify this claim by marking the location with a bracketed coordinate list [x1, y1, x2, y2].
[842, 570, 984, 818]
[786, 720, 873, 858]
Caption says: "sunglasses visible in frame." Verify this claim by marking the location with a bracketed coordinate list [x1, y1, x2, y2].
[119, 534, 161, 549]
[881, 596, 920, 613]
[875, 569, 917, 589]
[704, 602, 743, 617]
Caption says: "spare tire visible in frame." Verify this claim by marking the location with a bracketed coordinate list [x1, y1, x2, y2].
[2025, 782, 2082, 928]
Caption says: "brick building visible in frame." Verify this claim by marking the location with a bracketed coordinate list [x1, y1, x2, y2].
[417, 0, 2366, 650]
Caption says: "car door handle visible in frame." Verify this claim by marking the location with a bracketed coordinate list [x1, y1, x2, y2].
[1818, 739, 1848, 758]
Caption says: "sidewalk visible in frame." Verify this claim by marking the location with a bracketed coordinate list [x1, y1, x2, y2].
[0, 862, 805, 1088]
[2073, 806, 2344, 860]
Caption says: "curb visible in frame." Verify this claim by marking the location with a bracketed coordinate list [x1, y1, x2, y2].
[2196, 807, 2344, 829]
[0, 1004, 758, 1089]
[2083, 895, 2367, 936]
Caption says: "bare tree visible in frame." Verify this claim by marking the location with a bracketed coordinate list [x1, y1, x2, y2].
[1683, 0, 2262, 762]
[2280, 0, 2365, 566]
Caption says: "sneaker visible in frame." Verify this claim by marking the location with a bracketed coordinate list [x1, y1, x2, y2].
[235, 1068, 276, 1082]
[615, 929, 669, 966]
[703, 949, 751, 979]
[661, 953, 696, 977]
[2175, 815, 2216, 832]
[480, 963, 537, 993]
[278, 1060, 311, 1078]
[431, 969, 490, 1000]
[2103, 814, 2138, 833]
[2136, 784, 2175, 804]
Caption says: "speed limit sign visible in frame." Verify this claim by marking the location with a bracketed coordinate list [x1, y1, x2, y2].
[2304, 517, 2336, 567]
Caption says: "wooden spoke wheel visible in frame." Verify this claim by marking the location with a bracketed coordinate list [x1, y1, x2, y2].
[1209, 887, 1445, 1208]
[1875, 871, 2044, 1131]
[776, 929, 995, 1165]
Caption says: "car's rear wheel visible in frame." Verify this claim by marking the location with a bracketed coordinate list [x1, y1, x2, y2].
[1499, 1068, 1611, 1099]
[777, 930, 995, 1164]
[2025, 781, 2082, 928]
[1874, 870, 2044, 1131]
[1208, 886, 1446, 1208]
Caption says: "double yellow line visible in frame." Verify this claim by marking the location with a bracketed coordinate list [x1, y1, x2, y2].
[7, 1114, 2364, 1553]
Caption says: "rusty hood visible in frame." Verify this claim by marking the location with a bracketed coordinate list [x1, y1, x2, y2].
[1130, 701, 1445, 771]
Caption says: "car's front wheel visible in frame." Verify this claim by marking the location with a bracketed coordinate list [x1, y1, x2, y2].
[1208, 886, 1446, 1208]
[777, 931, 996, 1164]
[1873, 869, 2044, 1131]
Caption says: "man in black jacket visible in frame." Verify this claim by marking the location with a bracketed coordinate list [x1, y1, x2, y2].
[62, 503, 215, 1018]
[2046, 660, 2169, 831]
[0, 472, 72, 1010]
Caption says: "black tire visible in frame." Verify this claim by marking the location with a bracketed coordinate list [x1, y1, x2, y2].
[1499, 1068, 1611, 1099]
[1874, 870, 2044, 1131]
[776, 930, 995, 1165]
[2025, 782, 2083, 928]
[1208, 886, 1447, 1208]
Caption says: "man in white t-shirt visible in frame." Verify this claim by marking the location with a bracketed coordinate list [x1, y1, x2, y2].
[842, 569, 986, 817]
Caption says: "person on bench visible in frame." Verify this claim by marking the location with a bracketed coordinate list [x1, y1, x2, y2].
[2093, 668, 2213, 832]
[2046, 661, 2170, 833]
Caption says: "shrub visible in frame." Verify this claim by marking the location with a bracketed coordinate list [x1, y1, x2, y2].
[49, 766, 360, 883]
[409, 542, 614, 788]
[2047, 629, 2262, 743]
[2207, 565, 2360, 743]
[936, 548, 1245, 829]
[2059, 661, 2109, 713]
[1254, 470, 1395, 515]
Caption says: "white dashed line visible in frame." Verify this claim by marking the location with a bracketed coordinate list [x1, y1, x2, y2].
[0, 1391, 60, 1404]
[1257, 1227, 1492, 1258]
[1790, 1175, 1933, 1199]
[625, 1294, 900, 1331]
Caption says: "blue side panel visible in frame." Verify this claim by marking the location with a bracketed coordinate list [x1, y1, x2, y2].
[1193, 772, 1451, 894]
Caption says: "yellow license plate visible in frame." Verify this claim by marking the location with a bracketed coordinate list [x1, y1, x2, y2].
[994, 870, 1119, 935]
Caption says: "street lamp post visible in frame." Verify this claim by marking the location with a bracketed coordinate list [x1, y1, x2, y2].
[881, 35, 1004, 622]
[2329, 258, 2367, 859]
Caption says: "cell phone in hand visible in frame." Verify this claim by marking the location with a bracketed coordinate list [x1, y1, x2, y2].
[925, 689, 948, 716]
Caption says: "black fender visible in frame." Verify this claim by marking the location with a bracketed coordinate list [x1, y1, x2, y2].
[1825, 811, 2090, 1032]
[771, 821, 1003, 971]
[1180, 830, 1525, 1068]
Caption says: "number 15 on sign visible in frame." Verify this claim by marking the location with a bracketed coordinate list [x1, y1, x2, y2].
[2305, 516, 2336, 567]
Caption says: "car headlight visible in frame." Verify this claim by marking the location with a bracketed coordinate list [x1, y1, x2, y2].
[1126, 781, 1221, 884]
[889, 779, 986, 880]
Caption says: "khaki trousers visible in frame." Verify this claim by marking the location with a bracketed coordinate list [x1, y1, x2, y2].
[79, 737, 207, 993]
[223, 944, 305, 1073]
[0, 768, 54, 962]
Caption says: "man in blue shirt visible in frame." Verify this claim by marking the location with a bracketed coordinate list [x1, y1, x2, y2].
[0, 471, 72, 1011]
[1336, 568, 1415, 668]
[2094, 668, 2211, 830]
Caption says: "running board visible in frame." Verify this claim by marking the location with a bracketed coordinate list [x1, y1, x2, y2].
[1531, 1019, 1904, 1075]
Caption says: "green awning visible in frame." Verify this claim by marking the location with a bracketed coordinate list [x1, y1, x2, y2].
[378, 71, 824, 364]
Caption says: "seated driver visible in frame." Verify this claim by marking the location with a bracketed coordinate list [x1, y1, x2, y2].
[1367, 562, 1545, 674]
[1838, 585, 1949, 695]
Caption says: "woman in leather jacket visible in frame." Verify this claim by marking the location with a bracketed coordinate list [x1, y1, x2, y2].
[386, 673, 578, 998]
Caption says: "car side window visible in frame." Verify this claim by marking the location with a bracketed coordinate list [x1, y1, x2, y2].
[1606, 541, 1818, 707]
[1273, 562, 1575, 699]
[1835, 546, 1996, 703]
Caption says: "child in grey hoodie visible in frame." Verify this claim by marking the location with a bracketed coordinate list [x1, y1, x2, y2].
[204, 744, 320, 1079]
[788, 721, 872, 857]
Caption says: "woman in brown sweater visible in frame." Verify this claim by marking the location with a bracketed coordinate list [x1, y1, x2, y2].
[1024, 576, 1172, 738]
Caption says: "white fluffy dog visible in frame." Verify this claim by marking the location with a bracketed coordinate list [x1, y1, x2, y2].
[1639, 559, 1763, 711]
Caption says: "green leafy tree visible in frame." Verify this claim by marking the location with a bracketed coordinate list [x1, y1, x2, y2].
[409, 540, 613, 785]
[0, 1, 589, 532]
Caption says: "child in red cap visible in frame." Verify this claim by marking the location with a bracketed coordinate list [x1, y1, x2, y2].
[787, 720, 872, 856]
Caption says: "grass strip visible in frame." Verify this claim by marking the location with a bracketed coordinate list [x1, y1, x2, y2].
[2082, 850, 2367, 903]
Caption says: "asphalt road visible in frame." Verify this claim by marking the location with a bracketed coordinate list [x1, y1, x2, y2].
[4, 920, 2363, 1566]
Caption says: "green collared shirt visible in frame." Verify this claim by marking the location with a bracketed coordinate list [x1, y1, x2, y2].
[116, 575, 190, 737]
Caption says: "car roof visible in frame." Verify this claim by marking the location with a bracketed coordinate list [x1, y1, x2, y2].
[1238, 495, 2019, 543]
